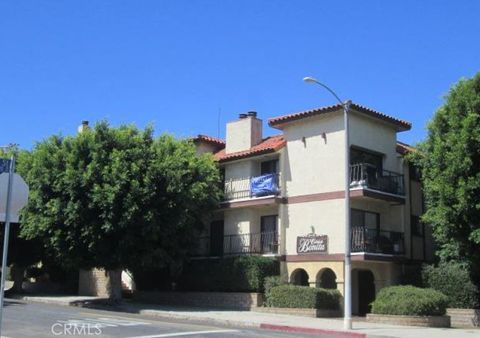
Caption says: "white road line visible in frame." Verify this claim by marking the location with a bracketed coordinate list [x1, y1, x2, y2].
[128, 329, 239, 338]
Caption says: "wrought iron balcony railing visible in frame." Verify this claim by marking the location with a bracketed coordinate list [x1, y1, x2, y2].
[192, 231, 279, 257]
[351, 226, 405, 255]
[350, 163, 405, 196]
[224, 173, 280, 200]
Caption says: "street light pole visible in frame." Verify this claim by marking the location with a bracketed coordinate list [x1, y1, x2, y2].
[0, 147, 16, 335]
[303, 77, 352, 330]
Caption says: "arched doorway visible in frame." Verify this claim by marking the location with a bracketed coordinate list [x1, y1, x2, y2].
[290, 269, 309, 286]
[354, 269, 375, 315]
[316, 268, 337, 289]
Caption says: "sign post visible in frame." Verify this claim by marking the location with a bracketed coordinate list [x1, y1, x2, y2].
[0, 152, 28, 336]
[0, 154, 15, 336]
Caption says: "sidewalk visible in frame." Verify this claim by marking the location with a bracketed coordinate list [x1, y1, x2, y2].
[12, 295, 480, 338]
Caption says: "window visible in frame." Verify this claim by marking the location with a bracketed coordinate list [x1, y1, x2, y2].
[350, 148, 383, 170]
[409, 164, 422, 181]
[260, 215, 278, 253]
[260, 160, 278, 175]
[411, 216, 424, 236]
[261, 215, 277, 233]
[351, 209, 379, 230]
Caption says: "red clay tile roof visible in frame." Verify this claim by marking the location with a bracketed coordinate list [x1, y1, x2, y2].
[214, 135, 285, 162]
[192, 134, 226, 146]
[268, 102, 411, 131]
[396, 141, 415, 155]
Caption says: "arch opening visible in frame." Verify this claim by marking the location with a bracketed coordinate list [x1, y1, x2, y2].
[290, 268, 309, 286]
[316, 268, 337, 289]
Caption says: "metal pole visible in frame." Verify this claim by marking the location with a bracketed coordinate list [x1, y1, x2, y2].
[343, 100, 352, 330]
[0, 153, 15, 335]
[303, 77, 353, 330]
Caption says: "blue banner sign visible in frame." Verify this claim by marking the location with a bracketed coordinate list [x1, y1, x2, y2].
[0, 159, 10, 174]
[250, 173, 278, 197]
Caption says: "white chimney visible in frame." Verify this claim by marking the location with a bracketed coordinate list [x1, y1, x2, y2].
[77, 120, 89, 133]
[226, 112, 262, 154]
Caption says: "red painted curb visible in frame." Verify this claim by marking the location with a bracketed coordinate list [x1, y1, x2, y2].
[259, 323, 367, 338]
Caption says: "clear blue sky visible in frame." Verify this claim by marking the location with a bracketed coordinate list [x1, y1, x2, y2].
[1, 0, 479, 149]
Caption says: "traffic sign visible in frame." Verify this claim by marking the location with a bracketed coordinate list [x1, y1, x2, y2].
[0, 173, 29, 223]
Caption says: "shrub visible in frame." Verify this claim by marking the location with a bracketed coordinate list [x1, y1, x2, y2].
[371, 285, 449, 316]
[422, 262, 479, 309]
[177, 256, 280, 292]
[267, 285, 341, 310]
[264, 276, 284, 306]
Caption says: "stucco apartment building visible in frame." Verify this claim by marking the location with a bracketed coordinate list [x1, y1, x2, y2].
[193, 102, 433, 315]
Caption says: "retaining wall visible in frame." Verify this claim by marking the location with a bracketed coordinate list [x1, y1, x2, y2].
[447, 308, 480, 328]
[366, 313, 450, 327]
[253, 307, 341, 318]
[134, 291, 263, 309]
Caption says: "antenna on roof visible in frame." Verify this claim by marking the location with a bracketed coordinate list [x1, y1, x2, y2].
[217, 107, 221, 138]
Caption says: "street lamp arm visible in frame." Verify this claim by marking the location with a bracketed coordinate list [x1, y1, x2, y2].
[303, 77, 344, 105]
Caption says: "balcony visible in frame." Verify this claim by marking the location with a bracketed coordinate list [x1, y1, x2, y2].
[350, 163, 405, 202]
[221, 173, 281, 208]
[351, 226, 405, 255]
[192, 231, 279, 257]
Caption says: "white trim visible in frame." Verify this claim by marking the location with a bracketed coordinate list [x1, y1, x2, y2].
[221, 194, 278, 204]
[349, 187, 405, 199]
[351, 252, 403, 257]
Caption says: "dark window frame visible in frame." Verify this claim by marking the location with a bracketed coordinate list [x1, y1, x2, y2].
[260, 159, 279, 175]
[350, 146, 384, 172]
[351, 208, 380, 231]
[410, 215, 424, 237]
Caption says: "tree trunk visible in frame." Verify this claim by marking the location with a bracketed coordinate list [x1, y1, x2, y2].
[106, 269, 122, 301]
[10, 265, 25, 293]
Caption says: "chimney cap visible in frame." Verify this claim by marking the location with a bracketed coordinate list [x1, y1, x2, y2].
[81, 120, 89, 125]
[239, 113, 248, 119]
[247, 111, 257, 117]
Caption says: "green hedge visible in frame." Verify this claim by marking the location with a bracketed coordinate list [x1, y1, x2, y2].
[371, 285, 449, 316]
[264, 276, 284, 307]
[267, 285, 341, 310]
[178, 256, 280, 292]
[422, 262, 479, 309]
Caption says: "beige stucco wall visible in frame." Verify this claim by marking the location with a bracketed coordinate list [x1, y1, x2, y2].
[282, 259, 401, 309]
[224, 160, 255, 182]
[283, 199, 346, 255]
[349, 112, 401, 173]
[283, 261, 344, 290]
[281, 112, 346, 196]
[223, 205, 279, 236]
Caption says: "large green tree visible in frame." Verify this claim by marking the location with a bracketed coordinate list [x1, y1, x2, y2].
[19, 122, 221, 296]
[414, 72, 480, 284]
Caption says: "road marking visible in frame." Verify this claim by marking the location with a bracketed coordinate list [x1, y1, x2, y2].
[95, 317, 151, 326]
[57, 317, 150, 328]
[128, 329, 239, 338]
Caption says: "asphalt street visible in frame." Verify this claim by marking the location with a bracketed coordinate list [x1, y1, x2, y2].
[0, 300, 328, 338]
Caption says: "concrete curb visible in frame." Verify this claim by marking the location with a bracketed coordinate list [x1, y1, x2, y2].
[260, 323, 369, 338]
[116, 305, 262, 330]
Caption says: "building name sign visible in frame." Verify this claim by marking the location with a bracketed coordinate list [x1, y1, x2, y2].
[296, 234, 328, 254]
